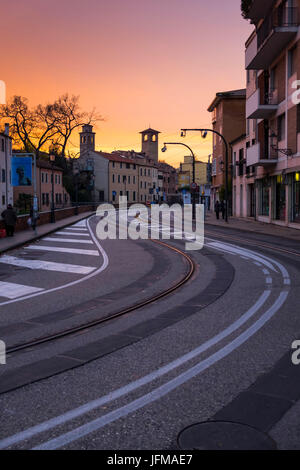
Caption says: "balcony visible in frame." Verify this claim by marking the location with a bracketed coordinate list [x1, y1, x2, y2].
[246, 7, 299, 70]
[246, 0, 274, 23]
[246, 88, 278, 119]
[247, 142, 278, 167]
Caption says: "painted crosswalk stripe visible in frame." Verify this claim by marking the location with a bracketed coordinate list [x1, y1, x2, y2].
[56, 232, 90, 237]
[72, 221, 87, 227]
[0, 281, 44, 299]
[43, 237, 94, 245]
[26, 246, 99, 256]
[66, 228, 88, 232]
[0, 256, 96, 274]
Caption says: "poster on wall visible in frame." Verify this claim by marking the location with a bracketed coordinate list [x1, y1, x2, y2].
[11, 156, 32, 187]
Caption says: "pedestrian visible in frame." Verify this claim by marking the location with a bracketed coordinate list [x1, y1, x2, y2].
[220, 201, 226, 220]
[29, 207, 39, 231]
[215, 201, 220, 220]
[1, 204, 17, 237]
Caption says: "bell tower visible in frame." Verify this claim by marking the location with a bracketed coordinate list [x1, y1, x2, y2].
[80, 124, 96, 155]
[140, 128, 160, 162]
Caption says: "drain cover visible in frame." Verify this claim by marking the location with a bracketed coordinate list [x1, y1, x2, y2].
[177, 421, 276, 450]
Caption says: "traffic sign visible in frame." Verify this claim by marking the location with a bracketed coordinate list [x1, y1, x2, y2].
[190, 183, 197, 191]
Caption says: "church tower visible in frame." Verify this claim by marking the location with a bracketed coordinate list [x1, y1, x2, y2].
[140, 128, 160, 162]
[80, 124, 96, 155]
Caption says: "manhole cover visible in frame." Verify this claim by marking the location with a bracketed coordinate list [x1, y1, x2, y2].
[177, 421, 276, 450]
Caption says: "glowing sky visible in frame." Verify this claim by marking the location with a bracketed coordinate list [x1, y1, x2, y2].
[2, 0, 253, 167]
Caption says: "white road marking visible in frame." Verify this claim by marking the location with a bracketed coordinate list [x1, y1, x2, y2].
[0, 256, 96, 275]
[26, 246, 99, 256]
[33, 292, 288, 451]
[43, 238, 93, 245]
[0, 281, 44, 299]
[64, 228, 88, 232]
[72, 221, 87, 227]
[0, 217, 108, 306]
[0, 290, 271, 449]
[55, 232, 90, 237]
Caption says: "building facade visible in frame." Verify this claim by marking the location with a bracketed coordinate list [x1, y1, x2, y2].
[208, 89, 246, 208]
[13, 159, 70, 213]
[0, 124, 13, 213]
[244, 0, 300, 228]
[78, 126, 177, 205]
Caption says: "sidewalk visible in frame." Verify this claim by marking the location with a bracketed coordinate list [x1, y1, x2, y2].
[205, 212, 300, 242]
[0, 210, 95, 254]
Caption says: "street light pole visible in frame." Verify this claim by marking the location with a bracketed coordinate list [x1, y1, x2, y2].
[49, 153, 56, 223]
[161, 142, 196, 220]
[181, 128, 229, 223]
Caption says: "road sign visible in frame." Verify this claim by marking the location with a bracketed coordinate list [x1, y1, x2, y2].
[190, 183, 197, 191]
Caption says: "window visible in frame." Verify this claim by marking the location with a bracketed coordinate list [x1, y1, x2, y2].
[123, 175, 126, 183]
[112, 174, 115, 183]
[120, 163, 123, 169]
[118, 175, 120, 183]
[140, 168, 142, 176]
[288, 46, 297, 78]
[144, 169, 146, 176]
[45, 173, 48, 183]
[148, 169, 150, 176]
[133, 176, 136, 184]
[112, 161, 115, 168]
[42, 193, 45, 205]
[126, 163, 130, 169]
[278, 114, 286, 141]
[2, 195, 5, 205]
[133, 191, 136, 201]
[46, 194, 49, 206]
[41, 173, 44, 183]
[140, 181, 143, 188]
[2, 169, 5, 183]
[128, 176, 130, 184]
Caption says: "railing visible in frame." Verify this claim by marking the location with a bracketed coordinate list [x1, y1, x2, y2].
[257, 7, 298, 49]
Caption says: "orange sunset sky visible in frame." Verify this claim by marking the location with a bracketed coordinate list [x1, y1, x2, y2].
[2, 0, 253, 167]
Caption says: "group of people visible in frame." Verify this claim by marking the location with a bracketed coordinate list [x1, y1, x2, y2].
[214, 200, 226, 220]
[1, 205, 38, 237]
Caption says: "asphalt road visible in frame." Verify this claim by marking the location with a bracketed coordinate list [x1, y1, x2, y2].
[0, 212, 299, 450]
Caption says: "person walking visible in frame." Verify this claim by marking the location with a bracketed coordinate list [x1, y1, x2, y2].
[1, 204, 17, 237]
[29, 207, 39, 232]
[215, 201, 220, 220]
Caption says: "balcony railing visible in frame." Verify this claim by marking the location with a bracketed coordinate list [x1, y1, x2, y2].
[257, 7, 298, 49]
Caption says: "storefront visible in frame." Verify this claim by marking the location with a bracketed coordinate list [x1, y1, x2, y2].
[258, 178, 270, 217]
[292, 171, 300, 224]
[274, 175, 286, 222]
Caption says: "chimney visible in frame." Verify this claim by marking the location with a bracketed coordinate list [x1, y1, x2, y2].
[4, 123, 9, 136]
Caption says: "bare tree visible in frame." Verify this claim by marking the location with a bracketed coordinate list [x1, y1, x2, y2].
[0, 94, 103, 158]
[52, 94, 103, 158]
[0, 96, 60, 156]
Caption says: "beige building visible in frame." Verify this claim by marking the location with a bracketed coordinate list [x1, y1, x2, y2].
[243, 0, 300, 227]
[180, 156, 208, 186]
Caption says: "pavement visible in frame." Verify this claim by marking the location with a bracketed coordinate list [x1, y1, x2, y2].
[0, 211, 95, 254]
[205, 211, 300, 241]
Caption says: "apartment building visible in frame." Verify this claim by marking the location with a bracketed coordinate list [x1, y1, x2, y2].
[244, 0, 300, 227]
[179, 156, 208, 186]
[0, 124, 13, 212]
[208, 89, 246, 208]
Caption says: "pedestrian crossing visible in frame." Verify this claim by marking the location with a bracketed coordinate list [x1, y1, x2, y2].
[0, 220, 103, 302]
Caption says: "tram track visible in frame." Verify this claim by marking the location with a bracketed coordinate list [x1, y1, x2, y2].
[6, 239, 196, 355]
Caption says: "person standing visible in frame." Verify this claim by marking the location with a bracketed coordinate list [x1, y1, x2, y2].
[215, 201, 220, 220]
[1, 204, 17, 237]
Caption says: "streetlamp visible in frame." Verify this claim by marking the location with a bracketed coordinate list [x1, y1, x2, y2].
[49, 152, 56, 223]
[181, 128, 229, 223]
[162, 142, 196, 219]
